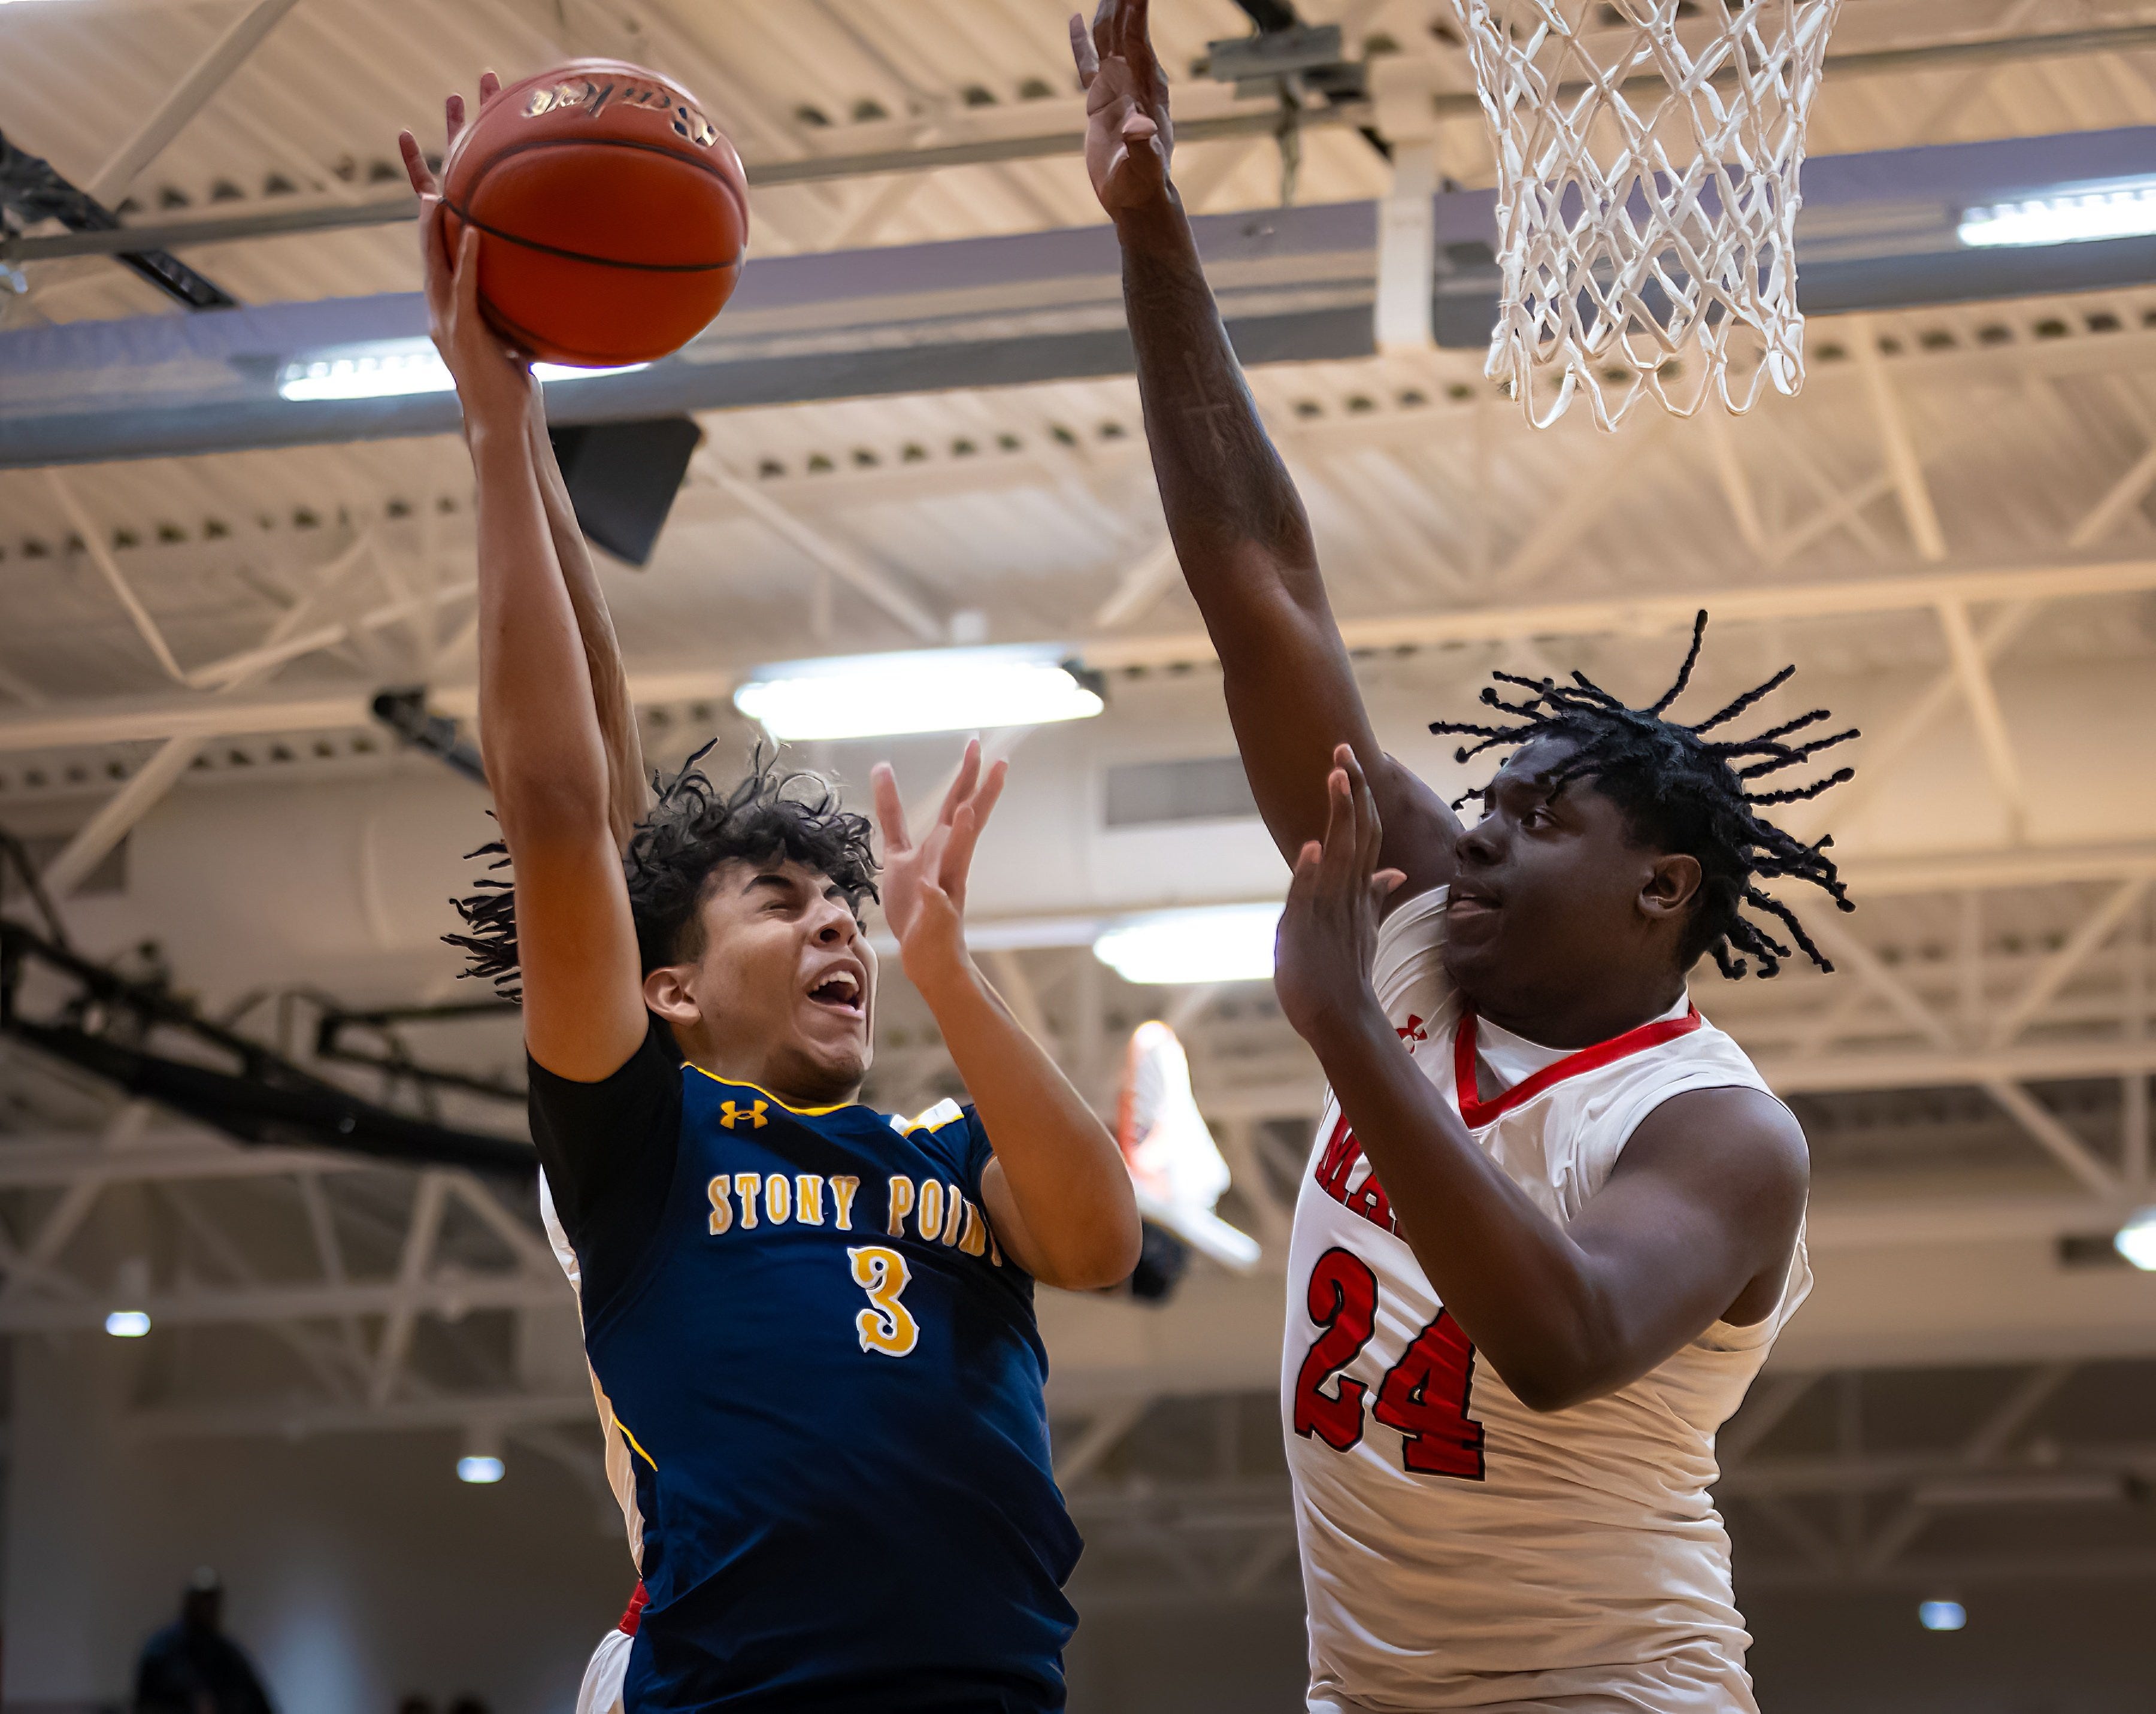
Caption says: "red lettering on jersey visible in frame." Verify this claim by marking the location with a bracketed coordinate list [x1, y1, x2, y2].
[1397, 1014, 1427, 1049]
[1315, 1117, 1398, 1234]
[1313, 1115, 1399, 1235]
[1373, 1310, 1486, 1479]
[1313, 1114, 1361, 1199]
[1293, 1247, 1377, 1451]
[1344, 1171, 1394, 1231]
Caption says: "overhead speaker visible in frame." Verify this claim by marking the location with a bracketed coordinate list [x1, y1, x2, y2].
[547, 415, 704, 567]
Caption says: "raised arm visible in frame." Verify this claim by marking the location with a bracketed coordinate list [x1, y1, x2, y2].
[525, 393, 650, 848]
[400, 104, 645, 1082]
[1073, 1, 1458, 898]
[1275, 750, 1809, 1411]
[873, 746, 1141, 1291]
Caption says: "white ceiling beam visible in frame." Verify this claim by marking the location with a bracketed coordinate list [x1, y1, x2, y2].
[0, 1269, 567, 1335]
[84, 0, 304, 206]
[1200, 1038, 2156, 1122]
[704, 467, 944, 643]
[10, 554, 2156, 758]
[1854, 317, 1949, 563]
[368, 1170, 449, 1409]
[121, 1388, 596, 1443]
[1860, 1358, 2077, 1571]
[1053, 1395, 1153, 1486]
[1077, 555, 2156, 673]
[1089, 537, 1182, 631]
[1982, 1081, 2122, 1198]
[1987, 876, 2152, 1049]
[1788, 598, 2035, 842]
[1800, 916, 1958, 1051]
[1934, 598, 2030, 836]
[0, 1137, 364, 1188]
[47, 471, 188, 684]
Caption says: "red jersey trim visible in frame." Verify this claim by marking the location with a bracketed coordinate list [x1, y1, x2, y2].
[619, 1581, 649, 1636]
[1454, 1005, 1702, 1129]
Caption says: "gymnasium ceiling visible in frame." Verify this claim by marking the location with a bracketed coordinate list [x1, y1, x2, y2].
[3, 0, 2156, 1602]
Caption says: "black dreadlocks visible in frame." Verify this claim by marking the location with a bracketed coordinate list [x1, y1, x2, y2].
[447, 744, 879, 1001]
[1429, 611, 1857, 980]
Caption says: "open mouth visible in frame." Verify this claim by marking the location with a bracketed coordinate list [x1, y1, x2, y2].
[1446, 886, 1501, 919]
[806, 968, 865, 1015]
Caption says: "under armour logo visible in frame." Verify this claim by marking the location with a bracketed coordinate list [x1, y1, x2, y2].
[719, 1100, 768, 1130]
[1397, 1015, 1428, 1044]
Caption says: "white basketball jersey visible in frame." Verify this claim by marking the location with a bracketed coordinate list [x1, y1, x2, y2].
[1283, 888, 1810, 1714]
[540, 1172, 647, 1568]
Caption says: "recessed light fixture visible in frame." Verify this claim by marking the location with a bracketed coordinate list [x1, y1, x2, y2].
[733, 646, 1103, 742]
[1958, 182, 2156, 249]
[1092, 903, 1282, 986]
[1918, 1598, 1966, 1632]
[2114, 1207, 2156, 1270]
[104, 1309, 152, 1337]
[456, 1453, 505, 1484]
[277, 338, 646, 402]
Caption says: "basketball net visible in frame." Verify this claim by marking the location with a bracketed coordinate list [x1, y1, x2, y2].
[1448, 0, 1845, 430]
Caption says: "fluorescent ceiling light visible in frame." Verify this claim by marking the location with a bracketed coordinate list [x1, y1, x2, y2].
[1917, 1600, 1966, 1633]
[105, 1309, 152, 1337]
[1958, 181, 2156, 249]
[456, 1454, 505, 1484]
[1092, 903, 1282, 986]
[733, 646, 1103, 742]
[2114, 1206, 2156, 1270]
[277, 338, 646, 402]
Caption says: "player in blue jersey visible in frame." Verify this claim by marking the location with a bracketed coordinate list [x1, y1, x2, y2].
[402, 83, 1141, 1714]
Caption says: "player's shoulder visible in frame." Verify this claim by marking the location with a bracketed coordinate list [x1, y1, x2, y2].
[887, 1096, 988, 1177]
[1623, 1082, 1809, 1199]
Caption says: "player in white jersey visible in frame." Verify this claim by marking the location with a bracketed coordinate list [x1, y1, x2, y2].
[1072, 4, 1860, 1707]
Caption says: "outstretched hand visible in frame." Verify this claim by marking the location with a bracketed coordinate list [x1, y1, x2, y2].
[871, 740, 1009, 995]
[396, 76, 532, 431]
[1275, 745, 1407, 1047]
[1070, 0, 1174, 217]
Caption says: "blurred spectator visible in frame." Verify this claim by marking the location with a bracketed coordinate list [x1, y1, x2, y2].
[134, 1567, 274, 1714]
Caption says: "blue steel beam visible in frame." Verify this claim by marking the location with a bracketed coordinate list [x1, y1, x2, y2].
[2, 128, 2153, 468]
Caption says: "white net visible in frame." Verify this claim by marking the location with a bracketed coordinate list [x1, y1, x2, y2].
[1448, 0, 1846, 430]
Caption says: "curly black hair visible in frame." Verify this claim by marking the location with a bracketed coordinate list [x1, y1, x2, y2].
[447, 744, 879, 1001]
[1430, 611, 1857, 979]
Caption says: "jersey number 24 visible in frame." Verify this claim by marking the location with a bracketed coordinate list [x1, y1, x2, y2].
[1294, 1246, 1485, 1479]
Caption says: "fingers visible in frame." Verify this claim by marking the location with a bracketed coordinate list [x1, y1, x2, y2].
[1091, 0, 1117, 66]
[445, 90, 465, 152]
[398, 129, 437, 198]
[1120, 0, 1155, 73]
[970, 757, 1009, 831]
[1368, 867, 1408, 913]
[1303, 766, 1354, 905]
[1285, 837, 1324, 914]
[418, 195, 450, 295]
[870, 762, 909, 855]
[1336, 743, 1385, 874]
[936, 738, 982, 830]
[453, 224, 485, 329]
[1068, 13, 1099, 84]
[479, 69, 501, 107]
[938, 759, 1006, 904]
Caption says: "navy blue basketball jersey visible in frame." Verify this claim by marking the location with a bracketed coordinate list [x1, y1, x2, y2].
[533, 1029, 1080, 1713]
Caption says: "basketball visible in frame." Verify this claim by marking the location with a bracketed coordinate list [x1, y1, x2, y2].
[440, 60, 747, 368]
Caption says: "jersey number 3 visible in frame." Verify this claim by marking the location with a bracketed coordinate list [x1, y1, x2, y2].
[1293, 1247, 1485, 1479]
[849, 1245, 919, 1357]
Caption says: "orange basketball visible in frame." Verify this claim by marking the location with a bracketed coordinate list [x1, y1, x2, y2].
[440, 60, 747, 368]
